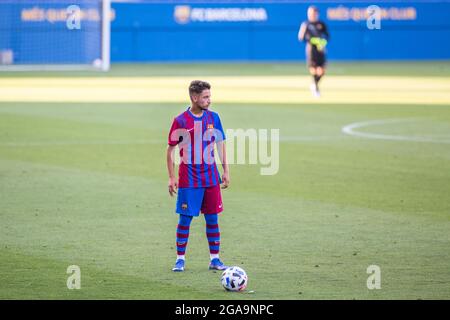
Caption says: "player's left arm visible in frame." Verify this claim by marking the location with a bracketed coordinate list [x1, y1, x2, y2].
[322, 22, 330, 40]
[216, 140, 230, 189]
[214, 114, 229, 189]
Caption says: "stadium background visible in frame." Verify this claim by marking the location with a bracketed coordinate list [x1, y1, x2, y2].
[3, 0, 450, 64]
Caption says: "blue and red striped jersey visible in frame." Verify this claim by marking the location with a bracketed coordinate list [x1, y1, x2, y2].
[168, 107, 226, 188]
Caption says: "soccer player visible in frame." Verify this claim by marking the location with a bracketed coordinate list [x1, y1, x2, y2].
[167, 80, 230, 272]
[298, 5, 330, 97]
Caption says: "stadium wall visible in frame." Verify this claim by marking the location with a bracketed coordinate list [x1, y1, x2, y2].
[3, 1, 449, 63]
[110, 0, 450, 62]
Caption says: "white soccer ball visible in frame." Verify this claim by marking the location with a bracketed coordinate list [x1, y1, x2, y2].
[92, 58, 102, 68]
[221, 266, 248, 292]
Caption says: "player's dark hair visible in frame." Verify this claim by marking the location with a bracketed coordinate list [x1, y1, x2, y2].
[189, 80, 211, 96]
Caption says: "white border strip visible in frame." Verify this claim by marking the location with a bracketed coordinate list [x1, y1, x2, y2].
[0, 65, 100, 72]
[101, 0, 111, 72]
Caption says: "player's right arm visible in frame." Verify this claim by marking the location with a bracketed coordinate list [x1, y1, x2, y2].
[167, 145, 178, 197]
[298, 22, 307, 42]
[167, 118, 182, 197]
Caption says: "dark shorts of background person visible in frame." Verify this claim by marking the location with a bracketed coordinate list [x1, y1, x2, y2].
[306, 44, 326, 68]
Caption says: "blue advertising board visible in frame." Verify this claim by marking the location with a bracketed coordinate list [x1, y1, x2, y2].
[110, 0, 450, 62]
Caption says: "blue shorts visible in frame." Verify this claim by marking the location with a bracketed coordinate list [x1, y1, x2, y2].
[176, 185, 223, 217]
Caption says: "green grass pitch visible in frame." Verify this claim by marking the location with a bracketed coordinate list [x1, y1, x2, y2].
[0, 62, 449, 299]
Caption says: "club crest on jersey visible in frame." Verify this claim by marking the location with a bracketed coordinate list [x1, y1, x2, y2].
[182, 203, 188, 210]
[207, 124, 214, 129]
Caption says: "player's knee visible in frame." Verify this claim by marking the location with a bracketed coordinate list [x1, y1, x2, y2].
[204, 213, 218, 225]
[179, 214, 193, 226]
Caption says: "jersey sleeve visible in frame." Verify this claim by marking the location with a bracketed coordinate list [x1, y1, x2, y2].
[214, 114, 226, 141]
[168, 118, 183, 146]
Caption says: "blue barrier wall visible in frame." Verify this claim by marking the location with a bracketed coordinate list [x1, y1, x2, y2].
[110, 0, 450, 62]
[2, 0, 449, 63]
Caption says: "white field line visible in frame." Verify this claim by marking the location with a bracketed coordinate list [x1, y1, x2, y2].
[0, 139, 160, 147]
[0, 135, 342, 147]
[342, 119, 450, 144]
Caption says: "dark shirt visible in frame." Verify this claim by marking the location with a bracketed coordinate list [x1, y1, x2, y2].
[301, 21, 329, 43]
